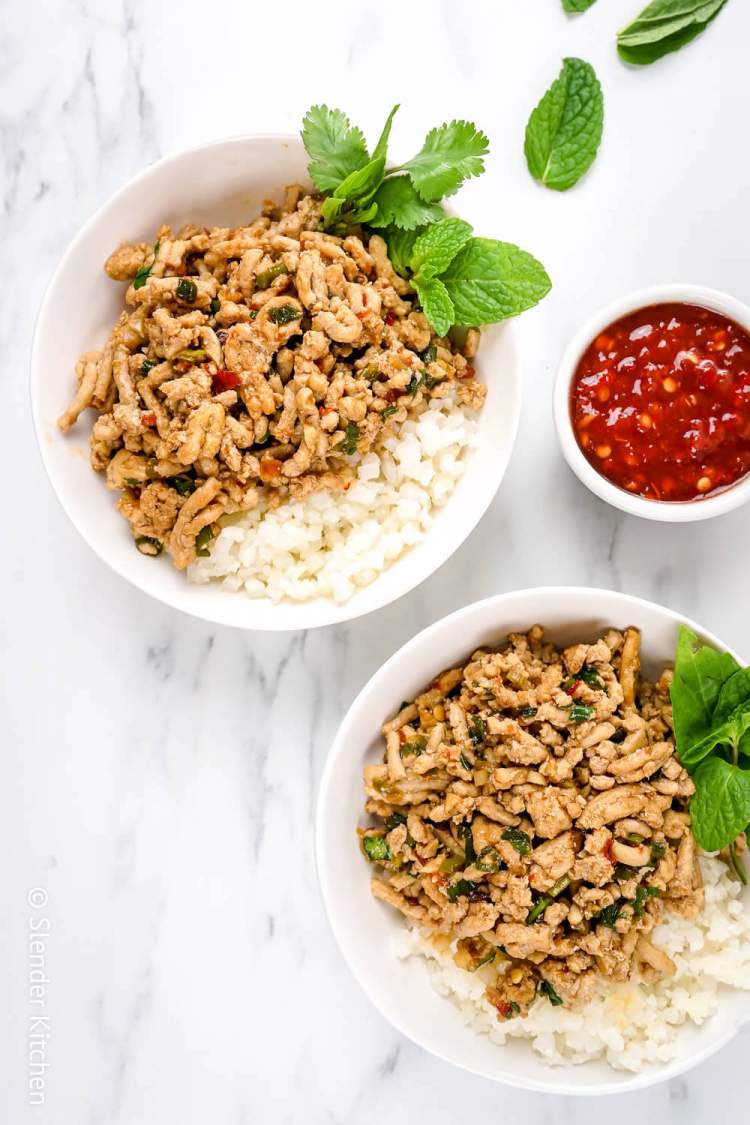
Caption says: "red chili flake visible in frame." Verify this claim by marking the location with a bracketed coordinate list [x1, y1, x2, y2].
[357, 310, 371, 320]
[319, 406, 335, 417]
[259, 458, 282, 482]
[498, 1002, 514, 1019]
[212, 368, 241, 393]
[602, 837, 616, 864]
[460, 365, 476, 380]
[140, 412, 156, 427]
[385, 311, 396, 326]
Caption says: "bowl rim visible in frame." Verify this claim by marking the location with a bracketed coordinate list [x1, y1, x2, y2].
[552, 283, 750, 523]
[30, 132, 522, 631]
[315, 585, 747, 1095]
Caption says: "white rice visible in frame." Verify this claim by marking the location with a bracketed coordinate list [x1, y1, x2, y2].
[395, 855, 750, 1072]
[187, 395, 478, 603]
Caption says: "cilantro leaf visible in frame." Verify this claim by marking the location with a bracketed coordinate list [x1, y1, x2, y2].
[372, 104, 400, 163]
[302, 105, 369, 192]
[414, 276, 454, 337]
[690, 757, 750, 851]
[411, 218, 473, 279]
[384, 227, 423, 277]
[524, 57, 603, 192]
[563, 0, 597, 10]
[332, 156, 385, 203]
[369, 177, 443, 230]
[402, 120, 490, 202]
[440, 238, 551, 325]
[617, 0, 729, 66]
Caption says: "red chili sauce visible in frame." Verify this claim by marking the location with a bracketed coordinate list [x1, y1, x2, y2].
[570, 303, 750, 502]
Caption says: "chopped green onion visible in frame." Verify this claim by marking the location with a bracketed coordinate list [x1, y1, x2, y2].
[548, 874, 570, 898]
[475, 846, 502, 873]
[381, 404, 398, 420]
[502, 828, 531, 856]
[569, 703, 595, 723]
[134, 536, 162, 556]
[400, 736, 426, 758]
[440, 854, 464, 874]
[538, 979, 563, 1006]
[176, 278, 198, 302]
[461, 821, 476, 865]
[133, 240, 160, 290]
[141, 358, 157, 375]
[195, 526, 214, 557]
[175, 347, 210, 362]
[363, 835, 391, 862]
[579, 667, 602, 688]
[255, 262, 288, 290]
[268, 304, 301, 325]
[525, 895, 551, 925]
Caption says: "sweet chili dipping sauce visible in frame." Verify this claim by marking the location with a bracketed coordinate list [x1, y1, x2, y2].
[570, 303, 750, 502]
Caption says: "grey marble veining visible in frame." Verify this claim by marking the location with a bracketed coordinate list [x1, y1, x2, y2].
[2, 0, 749, 1121]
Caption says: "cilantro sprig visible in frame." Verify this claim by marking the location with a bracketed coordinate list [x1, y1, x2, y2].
[300, 104, 551, 336]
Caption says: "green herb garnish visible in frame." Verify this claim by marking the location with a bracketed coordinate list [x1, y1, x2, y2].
[633, 885, 660, 918]
[524, 57, 604, 192]
[461, 822, 477, 865]
[209, 296, 221, 316]
[538, 979, 563, 1006]
[385, 812, 407, 831]
[570, 703, 595, 723]
[363, 834, 391, 862]
[133, 240, 159, 290]
[400, 736, 427, 758]
[381, 404, 399, 421]
[176, 277, 198, 303]
[405, 373, 423, 397]
[171, 475, 196, 497]
[671, 625, 750, 879]
[563, 0, 596, 10]
[447, 879, 475, 902]
[336, 422, 360, 456]
[475, 846, 502, 873]
[459, 752, 473, 772]
[520, 706, 538, 718]
[595, 900, 623, 928]
[195, 526, 214, 557]
[300, 104, 551, 334]
[141, 359, 157, 375]
[421, 344, 438, 365]
[502, 828, 532, 856]
[268, 304, 301, 326]
[441, 854, 464, 874]
[617, 0, 729, 67]
[468, 716, 486, 745]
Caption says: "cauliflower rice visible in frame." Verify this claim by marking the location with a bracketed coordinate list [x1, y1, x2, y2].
[395, 855, 750, 1072]
[188, 394, 477, 603]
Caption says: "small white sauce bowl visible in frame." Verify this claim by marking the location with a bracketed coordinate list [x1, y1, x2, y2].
[553, 284, 750, 522]
[31, 135, 521, 630]
[316, 586, 750, 1094]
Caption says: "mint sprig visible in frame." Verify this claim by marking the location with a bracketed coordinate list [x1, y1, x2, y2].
[617, 0, 729, 66]
[300, 103, 552, 335]
[524, 58, 604, 192]
[563, 0, 597, 10]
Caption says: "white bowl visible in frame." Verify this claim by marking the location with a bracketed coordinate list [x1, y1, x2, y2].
[553, 284, 750, 522]
[30, 135, 521, 630]
[316, 586, 750, 1094]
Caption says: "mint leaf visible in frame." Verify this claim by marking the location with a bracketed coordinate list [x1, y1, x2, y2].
[372, 104, 400, 163]
[680, 701, 750, 771]
[415, 276, 454, 337]
[440, 238, 551, 325]
[411, 218, 473, 279]
[302, 105, 369, 192]
[671, 625, 739, 768]
[384, 227, 422, 278]
[524, 57, 603, 192]
[369, 177, 443, 231]
[714, 668, 750, 723]
[617, 1, 729, 66]
[563, 0, 597, 9]
[690, 757, 750, 851]
[402, 120, 489, 202]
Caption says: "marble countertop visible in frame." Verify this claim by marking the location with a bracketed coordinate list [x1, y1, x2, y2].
[3, 0, 749, 1120]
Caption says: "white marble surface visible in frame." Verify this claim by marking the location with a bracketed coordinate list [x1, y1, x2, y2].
[3, 0, 749, 1120]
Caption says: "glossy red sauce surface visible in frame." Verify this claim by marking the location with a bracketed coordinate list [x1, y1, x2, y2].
[570, 303, 750, 502]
